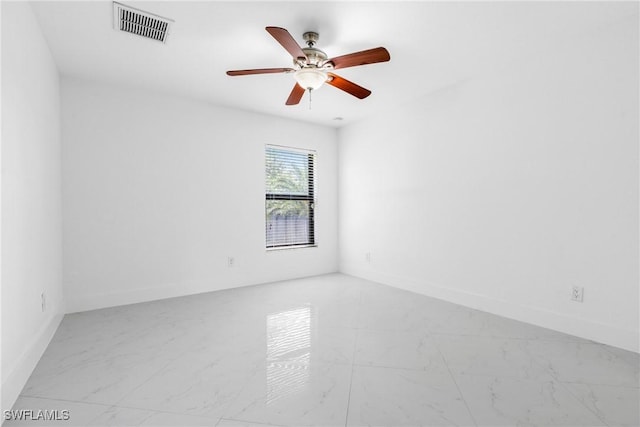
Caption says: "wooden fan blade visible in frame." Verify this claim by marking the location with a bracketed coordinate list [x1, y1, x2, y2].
[326, 73, 371, 99]
[227, 68, 294, 76]
[286, 83, 306, 105]
[327, 47, 390, 70]
[266, 27, 307, 61]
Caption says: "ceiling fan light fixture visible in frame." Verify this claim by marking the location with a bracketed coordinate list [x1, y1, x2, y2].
[294, 68, 328, 91]
[226, 27, 390, 105]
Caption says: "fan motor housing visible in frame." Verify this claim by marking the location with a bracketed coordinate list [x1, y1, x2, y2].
[300, 47, 327, 67]
[296, 31, 328, 68]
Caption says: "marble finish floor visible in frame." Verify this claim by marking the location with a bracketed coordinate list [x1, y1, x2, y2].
[8, 274, 639, 426]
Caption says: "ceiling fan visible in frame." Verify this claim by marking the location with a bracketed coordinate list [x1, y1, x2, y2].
[226, 27, 390, 105]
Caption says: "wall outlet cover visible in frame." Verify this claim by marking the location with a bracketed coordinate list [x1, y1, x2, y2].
[571, 286, 584, 302]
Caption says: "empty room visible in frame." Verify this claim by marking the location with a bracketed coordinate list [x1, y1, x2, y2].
[2, 1, 638, 426]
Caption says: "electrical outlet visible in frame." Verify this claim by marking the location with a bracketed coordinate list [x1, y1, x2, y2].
[571, 286, 584, 302]
[228, 256, 235, 267]
[41, 292, 46, 312]
[365, 252, 371, 263]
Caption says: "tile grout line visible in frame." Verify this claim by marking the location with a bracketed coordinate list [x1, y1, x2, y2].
[17, 394, 113, 407]
[421, 313, 479, 426]
[551, 381, 612, 427]
[599, 343, 640, 370]
[84, 402, 221, 422]
[428, 330, 598, 344]
[216, 354, 269, 422]
[108, 355, 180, 409]
[343, 284, 364, 427]
[217, 417, 286, 427]
[430, 336, 479, 427]
[522, 338, 613, 427]
[133, 409, 158, 427]
[343, 329, 358, 427]
[12, 396, 127, 427]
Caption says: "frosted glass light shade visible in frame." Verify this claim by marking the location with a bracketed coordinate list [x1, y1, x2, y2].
[294, 68, 327, 90]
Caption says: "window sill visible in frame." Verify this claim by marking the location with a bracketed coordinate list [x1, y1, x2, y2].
[266, 244, 317, 252]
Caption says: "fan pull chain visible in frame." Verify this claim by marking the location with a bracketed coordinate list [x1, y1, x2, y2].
[308, 88, 312, 110]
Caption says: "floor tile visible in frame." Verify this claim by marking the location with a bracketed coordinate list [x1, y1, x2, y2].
[455, 373, 606, 426]
[357, 287, 434, 333]
[562, 382, 640, 427]
[311, 327, 358, 365]
[421, 301, 590, 343]
[223, 361, 351, 426]
[11, 274, 638, 427]
[526, 340, 640, 387]
[603, 346, 640, 368]
[116, 349, 260, 419]
[313, 301, 361, 330]
[139, 411, 220, 426]
[413, 301, 501, 337]
[21, 350, 174, 405]
[216, 419, 285, 427]
[354, 329, 449, 372]
[346, 365, 475, 426]
[436, 334, 548, 379]
[41, 308, 190, 372]
[5, 396, 110, 426]
[479, 316, 594, 343]
[264, 305, 357, 366]
[87, 405, 154, 426]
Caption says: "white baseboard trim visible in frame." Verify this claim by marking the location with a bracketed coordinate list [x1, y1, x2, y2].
[65, 282, 212, 313]
[1, 313, 64, 414]
[341, 265, 639, 353]
[65, 271, 339, 314]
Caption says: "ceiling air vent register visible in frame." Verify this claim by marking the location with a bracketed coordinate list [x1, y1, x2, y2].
[113, 2, 173, 43]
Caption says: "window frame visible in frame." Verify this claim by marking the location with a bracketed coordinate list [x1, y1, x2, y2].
[265, 144, 316, 250]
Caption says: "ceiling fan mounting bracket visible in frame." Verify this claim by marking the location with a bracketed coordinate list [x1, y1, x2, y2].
[302, 31, 319, 47]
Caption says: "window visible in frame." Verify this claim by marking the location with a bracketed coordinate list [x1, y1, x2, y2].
[265, 145, 315, 249]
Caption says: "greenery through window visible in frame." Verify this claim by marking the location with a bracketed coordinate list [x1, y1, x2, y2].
[265, 146, 315, 248]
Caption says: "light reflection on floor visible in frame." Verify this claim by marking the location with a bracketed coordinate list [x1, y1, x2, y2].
[265, 305, 312, 406]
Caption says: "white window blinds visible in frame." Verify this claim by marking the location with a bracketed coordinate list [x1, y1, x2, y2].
[265, 146, 316, 249]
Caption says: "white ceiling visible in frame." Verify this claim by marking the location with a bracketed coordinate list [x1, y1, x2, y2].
[31, 1, 637, 127]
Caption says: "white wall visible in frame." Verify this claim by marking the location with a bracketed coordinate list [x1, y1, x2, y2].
[339, 15, 639, 352]
[1, 2, 64, 412]
[62, 78, 338, 313]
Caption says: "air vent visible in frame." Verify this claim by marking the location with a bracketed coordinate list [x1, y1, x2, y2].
[113, 2, 173, 43]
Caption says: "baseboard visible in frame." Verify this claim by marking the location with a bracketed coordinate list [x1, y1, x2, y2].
[341, 264, 639, 353]
[1, 313, 64, 414]
[64, 281, 214, 313]
[65, 271, 339, 314]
